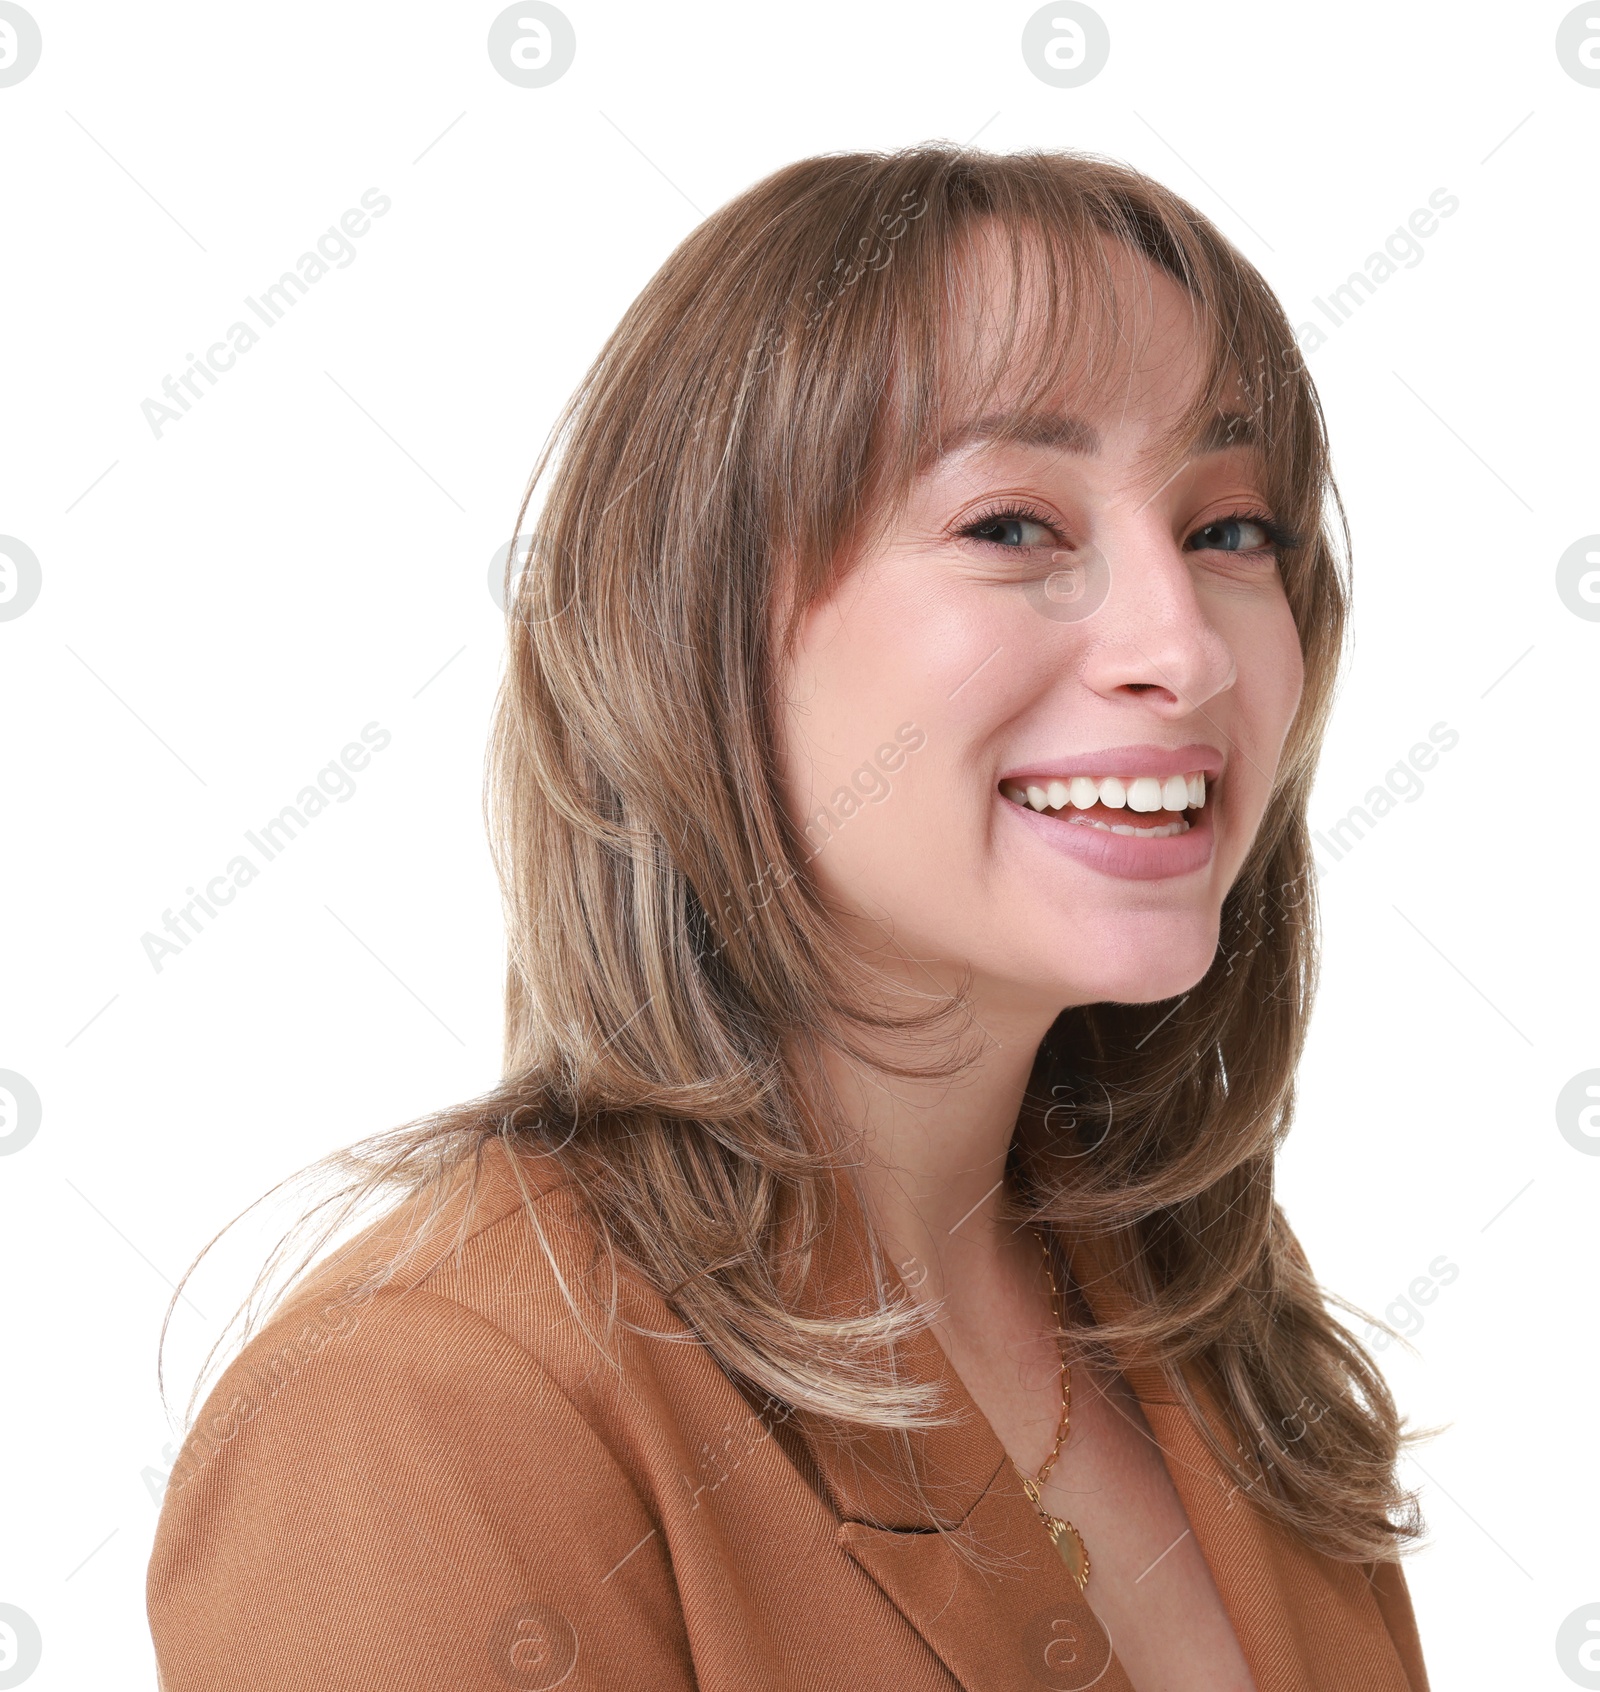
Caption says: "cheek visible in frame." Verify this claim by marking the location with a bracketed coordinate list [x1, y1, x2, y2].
[781, 568, 1006, 771]
[1235, 591, 1305, 740]
[1266, 598, 1307, 736]
[773, 570, 1011, 891]
[1220, 595, 1305, 831]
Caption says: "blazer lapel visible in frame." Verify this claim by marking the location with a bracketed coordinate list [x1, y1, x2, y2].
[1063, 1228, 1421, 1692]
[789, 1174, 1137, 1692]
[835, 1485, 1134, 1692]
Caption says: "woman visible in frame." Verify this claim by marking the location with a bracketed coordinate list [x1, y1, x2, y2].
[147, 144, 1432, 1692]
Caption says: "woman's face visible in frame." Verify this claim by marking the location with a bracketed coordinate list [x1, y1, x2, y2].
[774, 233, 1305, 1024]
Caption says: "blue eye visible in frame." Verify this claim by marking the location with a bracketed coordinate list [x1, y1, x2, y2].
[957, 505, 1301, 557]
[959, 509, 1058, 549]
[1188, 513, 1298, 555]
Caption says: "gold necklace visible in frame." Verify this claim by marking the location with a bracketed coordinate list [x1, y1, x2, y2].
[1013, 1225, 1092, 1592]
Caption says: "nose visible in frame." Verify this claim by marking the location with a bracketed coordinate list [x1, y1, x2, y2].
[1074, 519, 1237, 713]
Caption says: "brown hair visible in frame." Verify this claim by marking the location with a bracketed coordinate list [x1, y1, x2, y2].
[165, 142, 1430, 1566]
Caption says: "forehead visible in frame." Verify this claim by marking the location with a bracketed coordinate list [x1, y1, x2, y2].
[923, 220, 1251, 471]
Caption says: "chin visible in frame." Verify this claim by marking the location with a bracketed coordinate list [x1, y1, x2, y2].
[1051, 914, 1221, 1007]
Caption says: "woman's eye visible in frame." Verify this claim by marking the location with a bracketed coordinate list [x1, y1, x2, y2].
[964, 513, 1056, 548]
[1189, 515, 1275, 554]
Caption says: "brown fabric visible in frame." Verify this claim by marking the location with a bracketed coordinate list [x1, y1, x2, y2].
[147, 1138, 1430, 1690]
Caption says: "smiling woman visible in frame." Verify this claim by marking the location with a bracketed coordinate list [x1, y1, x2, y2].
[147, 145, 1432, 1692]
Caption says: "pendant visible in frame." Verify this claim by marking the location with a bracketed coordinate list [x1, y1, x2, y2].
[1045, 1514, 1091, 1592]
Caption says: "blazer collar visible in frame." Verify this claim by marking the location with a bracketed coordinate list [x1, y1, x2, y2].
[786, 1166, 1141, 1692]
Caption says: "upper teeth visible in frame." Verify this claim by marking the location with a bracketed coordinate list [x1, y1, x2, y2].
[1002, 772, 1207, 812]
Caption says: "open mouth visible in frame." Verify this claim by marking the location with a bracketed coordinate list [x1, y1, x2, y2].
[998, 771, 1209, 839]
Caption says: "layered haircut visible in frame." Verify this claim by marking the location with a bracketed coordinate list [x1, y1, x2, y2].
[167, 143, 1428, 1566]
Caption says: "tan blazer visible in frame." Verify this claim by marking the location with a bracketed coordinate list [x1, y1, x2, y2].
[147, 1138, 1430, 1690]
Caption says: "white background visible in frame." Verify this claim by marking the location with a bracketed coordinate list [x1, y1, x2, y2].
[2, 2, 1596, 1687]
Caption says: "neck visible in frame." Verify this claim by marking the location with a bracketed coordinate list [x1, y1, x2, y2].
[810, 985, 1062, 1325]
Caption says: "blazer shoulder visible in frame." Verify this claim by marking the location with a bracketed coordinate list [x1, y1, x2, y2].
[247, 1136, 672, 1386]
[148, 1279, 695, 1691]
[399, 1140, 692, 1392]
[148, 1142, 701, 1691]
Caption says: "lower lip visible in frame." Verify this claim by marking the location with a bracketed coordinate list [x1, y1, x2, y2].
[999, 791, 1217, 881]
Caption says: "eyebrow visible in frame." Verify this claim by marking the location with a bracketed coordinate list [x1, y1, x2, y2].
[934, 408, 1259, 461]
